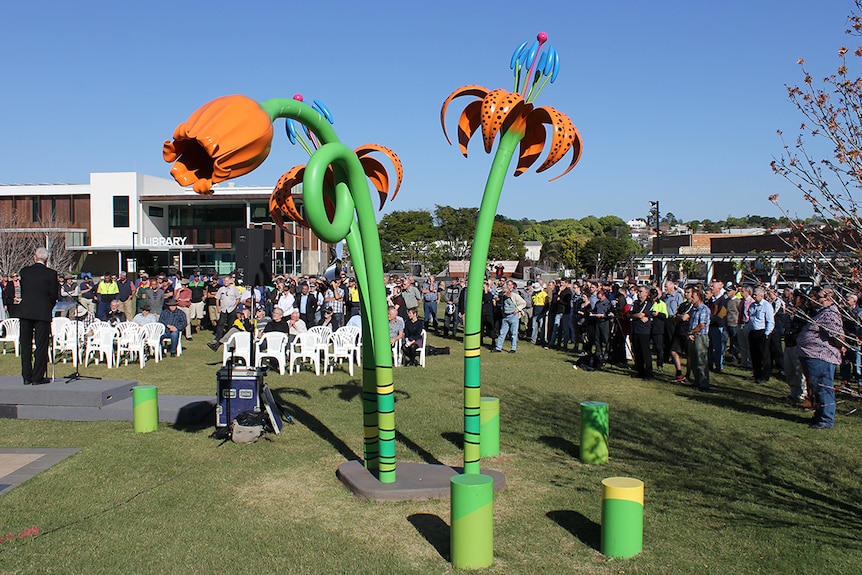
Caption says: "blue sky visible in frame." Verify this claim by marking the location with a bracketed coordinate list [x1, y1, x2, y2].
[0, 1, 855, 223]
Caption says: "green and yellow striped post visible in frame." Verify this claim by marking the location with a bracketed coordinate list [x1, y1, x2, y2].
[480, 396, 500, 458]
[601, 477, 644, 558]
[450, 473, 494, 569]
[580, 401, 609, 464]
[132, 385, 158, 433]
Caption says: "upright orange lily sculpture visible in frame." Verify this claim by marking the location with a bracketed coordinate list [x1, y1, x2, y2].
[441, 32, 583, 475]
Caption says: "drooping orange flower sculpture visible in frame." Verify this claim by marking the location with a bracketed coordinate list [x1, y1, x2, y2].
[162, 95, 274, 194]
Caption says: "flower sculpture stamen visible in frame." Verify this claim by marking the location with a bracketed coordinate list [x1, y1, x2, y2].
[440, 32, 583, 475]
[164, 94, 402, 483]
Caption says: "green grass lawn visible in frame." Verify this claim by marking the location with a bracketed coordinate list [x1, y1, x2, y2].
[1, 333, 861, 574]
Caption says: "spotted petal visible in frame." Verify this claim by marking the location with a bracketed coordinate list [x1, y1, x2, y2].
[355, 144, 404, 205]
[480, 89, 526, 153]
[456, 100, 483, 157]
[526, 106, 583, 181]
[441, 85, 489, 146]
[270, 165, 307, 235]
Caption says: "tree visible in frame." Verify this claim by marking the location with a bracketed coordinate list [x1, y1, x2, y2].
[661, 212, 680, 227]
[434, 205, 478, 261]
[559, 234, 590, 272]
[488, 221, 526, 261]
[0, 209, 76, 275]
[377, 209, 438, 270]
[580, 236, 639, 278]
[598, 215, 630, 239]
[771, 1, 862, 298]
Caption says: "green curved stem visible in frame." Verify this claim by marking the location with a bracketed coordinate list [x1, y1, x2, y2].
[462, 128, 525, 474]
[260, 98, 395, 482]
[304, 142, 397, 483]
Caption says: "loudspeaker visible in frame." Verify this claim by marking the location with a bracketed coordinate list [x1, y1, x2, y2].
[235, 228, 273, 286]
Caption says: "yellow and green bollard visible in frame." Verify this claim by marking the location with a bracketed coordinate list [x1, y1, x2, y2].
[132, 385, 159, 433]
[580, 401, 609, 464]
[601, 477, 644, 558]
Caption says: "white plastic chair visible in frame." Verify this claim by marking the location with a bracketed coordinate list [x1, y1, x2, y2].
[116, 323, 146, 368]
[308, 325, 332, 358]
[222, 332, 252, 367]
[339, 326, 362, 367]
[50, 317, 71, 362]
[53, 321, 80, 367]
[416, 329, 427, 367]
[142, 322, 166, 363]
[392, 338, 403, 367]
[0, 318, 20, 356]
[257, 331, 288, 375]
[290, 331, 321, 375]
[325, 330, 356, 376]
[84, 325, 117, 368]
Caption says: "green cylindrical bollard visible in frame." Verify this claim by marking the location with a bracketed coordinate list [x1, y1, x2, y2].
[479, 396, 500, 458]
[601, 477, 644, 558]
[450, 473, 494, 569]
[132, 385, 159, 433]
[580, 401, 609, 464]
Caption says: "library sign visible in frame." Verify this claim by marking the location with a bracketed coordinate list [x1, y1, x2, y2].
[138, 236, 189, 247]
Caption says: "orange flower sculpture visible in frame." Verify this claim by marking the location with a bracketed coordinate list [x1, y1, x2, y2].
[441, 32, 583, 181]
[269, 138, 402, 235]
[440, 32, 583, 476]
[163, 95, 274, 194]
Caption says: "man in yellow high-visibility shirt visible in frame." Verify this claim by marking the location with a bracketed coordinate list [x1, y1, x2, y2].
[95, 272, 119, 321]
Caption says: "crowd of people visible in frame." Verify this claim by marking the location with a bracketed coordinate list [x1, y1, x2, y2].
[0, 256, 855, 428]
[441, 274, 852, 430]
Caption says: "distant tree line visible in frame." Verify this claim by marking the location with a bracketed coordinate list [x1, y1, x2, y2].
[377, 208, 642, 276]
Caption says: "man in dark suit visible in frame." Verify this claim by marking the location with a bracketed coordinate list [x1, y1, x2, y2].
[18, 247, 59, 385]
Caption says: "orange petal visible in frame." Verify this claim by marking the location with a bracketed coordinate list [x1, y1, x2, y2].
[355, 144, 403, 201]
[270, 165, 307, 235]
[456, 100, 483, 157]
[480, 90, 525, 153]
[528, 107, 584, 181]
[514, 120, 547, 176]
[358, 156, 390, 210]
[165, 95, 273, 194]
[441, 85, 488, 145]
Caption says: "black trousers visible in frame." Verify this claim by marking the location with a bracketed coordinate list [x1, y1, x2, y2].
[215, 309, 238, 341]
[749, 329, 770, 382]
[20, 318, 50, 383]
[631, 332, 652, 378]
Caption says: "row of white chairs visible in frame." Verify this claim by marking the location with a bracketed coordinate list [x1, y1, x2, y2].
[222, 325, 363, 376]
[50, 317, 178, 369]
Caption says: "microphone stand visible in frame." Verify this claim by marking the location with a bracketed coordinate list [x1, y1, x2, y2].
[64, 296, 101, 383]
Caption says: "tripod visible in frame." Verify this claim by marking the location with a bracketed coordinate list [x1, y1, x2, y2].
[64, 298, 101, 383]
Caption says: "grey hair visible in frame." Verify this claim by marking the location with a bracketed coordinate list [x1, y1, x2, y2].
[754, 287, 766, 297]
[34, 247, 49, 262]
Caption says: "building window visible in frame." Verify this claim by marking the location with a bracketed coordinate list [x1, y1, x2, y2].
[250, 203, 271, 223]
[149, 206, 164, 218]
[31, 198, 40, 222]
[113, 195, 129, 228]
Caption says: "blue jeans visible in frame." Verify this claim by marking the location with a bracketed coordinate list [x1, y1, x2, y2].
[164, 329, 180, 354]
[708, 326, 724, 370]
[496, 314, 519, 351]
[800, 356, 836, 427]
[548, 312, 563, 346]
[531, 306, 546, 343]
[423, 300, 438, 331]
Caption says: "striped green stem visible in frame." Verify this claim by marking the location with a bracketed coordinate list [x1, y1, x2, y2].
[260, 99, 395, 482]
[462, 128, 524, 474]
